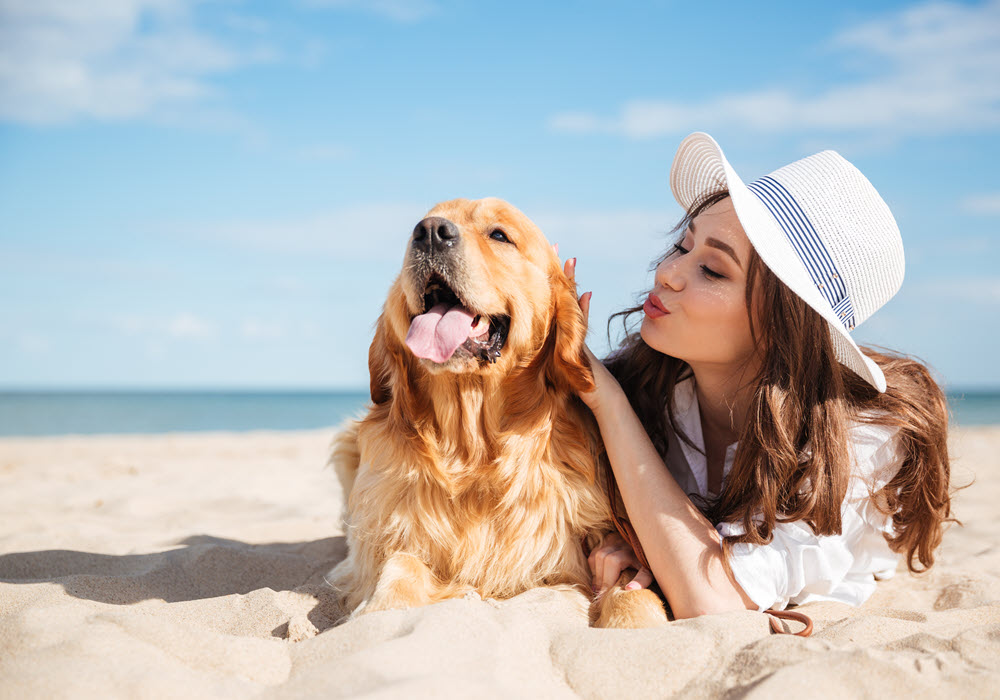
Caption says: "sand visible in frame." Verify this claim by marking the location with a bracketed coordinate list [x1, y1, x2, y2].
[1, 425, 998, 699]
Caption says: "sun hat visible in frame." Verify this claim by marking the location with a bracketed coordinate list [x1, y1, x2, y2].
[669, 132, 904, 393]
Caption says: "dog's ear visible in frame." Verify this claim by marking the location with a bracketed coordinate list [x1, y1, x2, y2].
[549, 271, 596, 395]
[368, 316, 393, 405]
[369, 310, 427, 413]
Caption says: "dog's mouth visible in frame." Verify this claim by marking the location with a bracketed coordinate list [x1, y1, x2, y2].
[406, 273, 510, 365]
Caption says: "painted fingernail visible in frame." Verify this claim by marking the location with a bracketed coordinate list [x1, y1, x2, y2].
[553, 243, 559, 255]
[570, 257, 577, 267]
[625, 582, 640, 591]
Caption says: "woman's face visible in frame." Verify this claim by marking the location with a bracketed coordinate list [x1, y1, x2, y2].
[640, 197, 759, 371]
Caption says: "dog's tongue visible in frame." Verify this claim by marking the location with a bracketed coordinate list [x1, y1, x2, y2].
[405, 302, 476, 363]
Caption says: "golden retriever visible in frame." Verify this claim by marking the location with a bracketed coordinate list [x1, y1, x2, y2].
[328, 197, 667, 628]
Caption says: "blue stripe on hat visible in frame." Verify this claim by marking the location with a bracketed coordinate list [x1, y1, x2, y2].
[747, 176, 856, 331]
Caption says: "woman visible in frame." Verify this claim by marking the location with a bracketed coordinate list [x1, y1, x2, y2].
[568, 132, 952, 619]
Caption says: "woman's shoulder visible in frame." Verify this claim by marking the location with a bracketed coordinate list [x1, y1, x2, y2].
[848, 412, 901, 451]
[846, 411, 905, 492]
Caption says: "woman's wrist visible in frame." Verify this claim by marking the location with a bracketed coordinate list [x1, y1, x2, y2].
[587, 377, 629, 424]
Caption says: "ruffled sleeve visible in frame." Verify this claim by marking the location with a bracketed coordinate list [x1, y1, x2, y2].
[716, 422, 905, 611]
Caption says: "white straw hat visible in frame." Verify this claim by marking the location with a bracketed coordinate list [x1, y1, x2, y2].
[669, 132, 904, 392]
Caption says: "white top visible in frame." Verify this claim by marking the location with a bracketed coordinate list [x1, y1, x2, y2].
[664, 378, 903, 611]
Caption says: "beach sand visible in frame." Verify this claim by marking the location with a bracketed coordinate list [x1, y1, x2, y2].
[1, 425, 998, 698]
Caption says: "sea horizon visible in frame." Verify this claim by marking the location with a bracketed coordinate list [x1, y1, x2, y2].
[1, 387, 998, 437]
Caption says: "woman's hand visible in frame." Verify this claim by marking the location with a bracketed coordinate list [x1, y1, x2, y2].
[588, 532, 654, 593]
[558, 253, 627, 416]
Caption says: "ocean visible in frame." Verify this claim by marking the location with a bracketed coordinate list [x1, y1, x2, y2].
[0, 389, 997, 437]
[0, 390, 370, 437]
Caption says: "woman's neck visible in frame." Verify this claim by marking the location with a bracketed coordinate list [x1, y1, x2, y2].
[689, 361, 758, 447]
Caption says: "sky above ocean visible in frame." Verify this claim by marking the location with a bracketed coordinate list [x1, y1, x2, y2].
[1, 0, 998, 390]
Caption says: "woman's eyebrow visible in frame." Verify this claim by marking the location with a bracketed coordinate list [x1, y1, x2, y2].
[706, 238, 743, 269]
[687, 221, 743, 269]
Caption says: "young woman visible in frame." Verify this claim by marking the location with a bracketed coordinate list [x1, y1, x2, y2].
[568, 132, 952, 619]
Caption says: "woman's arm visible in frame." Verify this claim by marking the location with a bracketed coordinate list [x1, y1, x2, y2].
[566, 258, 755, 618]
[589, 376, 757, 617]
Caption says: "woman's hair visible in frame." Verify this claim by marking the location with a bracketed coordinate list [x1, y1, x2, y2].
[605, 191, 953, 573]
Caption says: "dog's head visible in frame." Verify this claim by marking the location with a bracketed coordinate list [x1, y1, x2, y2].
[370, 197, 594, 404]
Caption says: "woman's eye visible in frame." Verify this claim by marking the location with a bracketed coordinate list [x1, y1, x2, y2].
[489, 229, 511, 243]
[671, 241, 724, 280]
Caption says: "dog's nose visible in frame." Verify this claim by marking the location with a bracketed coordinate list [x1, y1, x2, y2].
[412, 217, 460, 253]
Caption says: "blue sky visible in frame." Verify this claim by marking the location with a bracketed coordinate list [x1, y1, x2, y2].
[1, 0, 998, 390]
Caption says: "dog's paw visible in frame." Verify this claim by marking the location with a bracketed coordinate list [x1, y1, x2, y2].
[591, 587, 670, 629]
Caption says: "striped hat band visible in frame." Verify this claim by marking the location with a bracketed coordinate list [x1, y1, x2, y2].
[746, 176, 856, 331]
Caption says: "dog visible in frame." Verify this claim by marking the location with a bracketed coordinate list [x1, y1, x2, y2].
[328, 197, 667, 628]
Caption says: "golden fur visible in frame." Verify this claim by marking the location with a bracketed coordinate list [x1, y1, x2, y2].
[328, 197, 666, 627]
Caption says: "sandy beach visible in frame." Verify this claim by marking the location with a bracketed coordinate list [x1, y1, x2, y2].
[1, 425, 998, 698]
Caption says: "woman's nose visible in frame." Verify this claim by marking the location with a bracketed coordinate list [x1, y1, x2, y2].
[655, 256, 684, 291]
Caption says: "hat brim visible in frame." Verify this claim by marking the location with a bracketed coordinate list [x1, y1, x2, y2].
[669, 132, 886, 392]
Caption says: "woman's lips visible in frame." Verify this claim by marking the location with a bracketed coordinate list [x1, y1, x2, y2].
[643, 292, 669, 318]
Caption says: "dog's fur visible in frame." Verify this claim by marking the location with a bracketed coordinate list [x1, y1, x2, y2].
[328, 198, 667, 627]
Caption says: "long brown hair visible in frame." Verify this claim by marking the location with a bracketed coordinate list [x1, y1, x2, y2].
[605, 191, 952, 573]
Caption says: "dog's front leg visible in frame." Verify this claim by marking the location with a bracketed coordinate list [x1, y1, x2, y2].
[360, 552, 439, 614]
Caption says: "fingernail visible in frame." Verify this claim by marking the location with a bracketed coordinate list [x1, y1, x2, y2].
[591, 584, 599, 593]
[625, 582, 640, 591]
[553, 243, 559, 255]
[570, 257, 577, 267]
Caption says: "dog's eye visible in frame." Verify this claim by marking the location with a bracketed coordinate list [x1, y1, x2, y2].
[489, 229, 511, 244]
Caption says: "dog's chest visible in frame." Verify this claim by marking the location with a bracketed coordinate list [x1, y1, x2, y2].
[353, 453, 601, 588]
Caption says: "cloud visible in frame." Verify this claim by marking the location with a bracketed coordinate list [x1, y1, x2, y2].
[167, 312, 216, 339]
[532, 208, 677, 259]
[175, 202, 679, 262]
[300, 0, 438, 22]
[960, 193, 1000, 215]
[240, 318, 285, 340]
[913, 277, 1000, 305]
[550, 0, 1000, 138]
[0, 0, 274, 125]
[268, 275, 312, 294]
[109, 311, 217, 339]
[179, 201, 428, 260]
[16, 331, 51, 353]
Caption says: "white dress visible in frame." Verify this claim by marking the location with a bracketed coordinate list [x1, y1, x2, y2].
[664, 378, 904, 611]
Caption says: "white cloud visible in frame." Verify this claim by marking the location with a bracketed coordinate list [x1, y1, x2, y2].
[16, 331, 51, 353]
[109, 311, 217, 339]
[548, 112, 605, 133]
[960, 193, 1000, 215]
[550, 0, 1000, 138]
[0, 0, 274, 125]
[532, 207, 677, 260]
[167, 312, 215, 338]
[179, 201, 428, 260]
[240, 318, 285, 340]
[269, 275, 311, 294]
[300, 0, 438, 23]
[915, 278, 1000, 305]
[175, 202, 679, 263]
